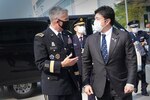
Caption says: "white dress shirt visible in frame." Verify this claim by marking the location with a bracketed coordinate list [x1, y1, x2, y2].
[49, 26, 60, 36]
[100, 27, 112, 54]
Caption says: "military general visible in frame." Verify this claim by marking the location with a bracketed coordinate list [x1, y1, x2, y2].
[34, 6, 82, 100]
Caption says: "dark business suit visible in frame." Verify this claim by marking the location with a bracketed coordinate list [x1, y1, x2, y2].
[34, 28, 81, 100]
[82, 28, 137, 100]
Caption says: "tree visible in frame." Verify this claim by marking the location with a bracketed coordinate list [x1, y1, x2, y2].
[115, 4, 126, 28]
[115, 2, 145, 28]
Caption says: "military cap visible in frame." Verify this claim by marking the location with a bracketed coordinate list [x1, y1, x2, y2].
[128, 20, 139, 28]
[73, 17, 85, 27]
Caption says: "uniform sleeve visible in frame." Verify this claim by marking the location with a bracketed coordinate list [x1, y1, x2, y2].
[125, 33, 137, 84]
[144, 31, 149, 39]
[34, 34, 61, 74]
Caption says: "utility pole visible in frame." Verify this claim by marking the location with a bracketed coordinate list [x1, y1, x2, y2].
[125, 0, 129, 30]
[40, 5, 44, 17]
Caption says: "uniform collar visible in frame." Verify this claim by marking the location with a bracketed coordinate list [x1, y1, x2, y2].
[76, 34, 83, 39]
[49, 25, 61, 36]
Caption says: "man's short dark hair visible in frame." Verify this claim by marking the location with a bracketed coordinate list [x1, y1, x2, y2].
[95, 6, 115, 25]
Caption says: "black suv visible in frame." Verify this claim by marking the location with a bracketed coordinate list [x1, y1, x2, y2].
[0, 15, 125, 99]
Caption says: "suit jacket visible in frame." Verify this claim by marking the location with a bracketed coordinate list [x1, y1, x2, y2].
[73, 34, 87, 75]
[82, 28, 137, 98]
[34, 28, 78, 95]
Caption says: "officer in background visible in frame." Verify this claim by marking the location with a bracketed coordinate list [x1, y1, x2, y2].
[72, 18, 96, 100]
[34, 6, 82, 100]
[128, 20, 149, 96]
[145, 23, 150, 64]
[146, 22, 150, 35]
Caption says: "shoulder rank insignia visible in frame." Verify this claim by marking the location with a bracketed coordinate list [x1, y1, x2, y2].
[66, 30, 73, 34]
[35, 33, 44, 37]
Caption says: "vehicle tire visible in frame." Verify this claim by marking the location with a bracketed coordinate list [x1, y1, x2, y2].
[8, 83, 37, 99]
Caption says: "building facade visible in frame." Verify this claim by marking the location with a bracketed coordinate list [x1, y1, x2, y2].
[31, 0, 121, 17]
[0, 0, 33, 19]
[31, 0, 150, 29]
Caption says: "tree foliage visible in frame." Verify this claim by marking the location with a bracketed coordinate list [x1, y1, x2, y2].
[115, 3, 145, 28]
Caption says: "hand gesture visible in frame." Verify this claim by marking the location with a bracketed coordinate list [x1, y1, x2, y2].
[61, 53, 78, 67]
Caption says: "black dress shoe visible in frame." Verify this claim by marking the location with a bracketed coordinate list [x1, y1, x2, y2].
[134, 88, 138, 93]
[142, 92, 149, 96]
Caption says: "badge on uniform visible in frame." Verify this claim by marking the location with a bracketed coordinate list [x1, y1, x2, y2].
[55, 54, 60, 59]
[50, 42, 57, 50]
[51, 42, 55, 46]
[81, 48, 84, 54]
[49, 54, 55, 60]
[73, 43, 77, 46]
[64, 48, 67, 50]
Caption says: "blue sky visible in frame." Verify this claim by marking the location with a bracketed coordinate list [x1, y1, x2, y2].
[0, 0, 33, 19]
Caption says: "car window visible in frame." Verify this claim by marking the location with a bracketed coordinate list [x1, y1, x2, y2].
[0, 20, 48, 44]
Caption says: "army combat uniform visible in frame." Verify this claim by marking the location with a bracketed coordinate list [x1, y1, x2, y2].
[34, 28, 82, 100]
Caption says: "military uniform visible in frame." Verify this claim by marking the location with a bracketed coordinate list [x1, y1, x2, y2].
[128, 20, 149, 96]
[73, 34, 87, 74]
[34, 28, 82, 100]
[73, 18, 96, 100]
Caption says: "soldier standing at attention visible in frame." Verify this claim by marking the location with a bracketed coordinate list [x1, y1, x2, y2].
[128, 20, 149, 96]
[34, 6, 82, 100]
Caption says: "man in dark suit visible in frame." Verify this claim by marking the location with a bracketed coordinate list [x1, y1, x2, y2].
[82, 6, 137, 100]
[72, 18, 96, 100]
[34, 6, 82, 100]
[128, 20, 149, 96]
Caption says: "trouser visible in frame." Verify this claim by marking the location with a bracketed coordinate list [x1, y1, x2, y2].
[97, 80, 132, 100]
[44, 89, 82, 100]
[75, 75, 82, 93]
[135, 56, 148, 94]
[88, 94, 96, 100]
[43, 80, 82, 100]
[44, 95, 72, 100]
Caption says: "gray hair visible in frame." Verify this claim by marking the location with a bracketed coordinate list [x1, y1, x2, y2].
[49, 6, 68, 21]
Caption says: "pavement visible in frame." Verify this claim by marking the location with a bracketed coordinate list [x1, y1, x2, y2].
[1, 64, 150, 100]
[1, 90, 150, 100]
